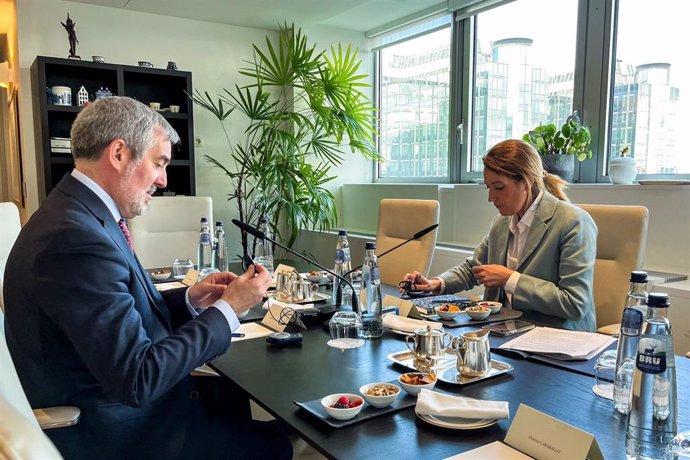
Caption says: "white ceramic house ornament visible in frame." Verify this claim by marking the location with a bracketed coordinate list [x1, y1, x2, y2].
[77, 86, 89, 106]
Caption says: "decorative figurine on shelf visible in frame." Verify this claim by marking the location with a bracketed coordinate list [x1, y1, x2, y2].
[61, 13, 80, 60]
[95, 87, 113, 100]
[166, 61, 178, 71]
[77, 86, 89, 106]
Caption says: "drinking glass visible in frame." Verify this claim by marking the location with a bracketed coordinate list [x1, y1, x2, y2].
[199, 267, 220, 281]
[172, 258, 194, 279]
[328, 311, 363, 340]
[593, 350, 617, 400]
[666, 431, 690, 459]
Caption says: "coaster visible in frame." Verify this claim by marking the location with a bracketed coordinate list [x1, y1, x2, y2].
[327, 338, 365, 350]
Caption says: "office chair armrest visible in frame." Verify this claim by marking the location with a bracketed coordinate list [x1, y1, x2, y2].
[597, 323, 620, 336]
[33, 406, 80, 430]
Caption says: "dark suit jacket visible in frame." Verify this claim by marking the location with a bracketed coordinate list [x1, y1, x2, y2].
[4, 174, 233, 457]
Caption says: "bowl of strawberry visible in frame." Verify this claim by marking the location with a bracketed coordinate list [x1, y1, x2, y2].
[321, 393, 365, 420]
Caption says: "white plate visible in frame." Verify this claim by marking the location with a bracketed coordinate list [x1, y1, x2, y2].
[416, 413, 498, 430]
[387, 328, 415, 337]
[638, 180, 690, 185]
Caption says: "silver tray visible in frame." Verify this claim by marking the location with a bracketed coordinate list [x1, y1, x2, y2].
[386, 349, 513, 386]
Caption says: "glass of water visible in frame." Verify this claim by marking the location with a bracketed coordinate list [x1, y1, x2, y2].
[172, 258, 194, 279]
[593, 350, 617, 400]
[666, 431, 690, 459]
[328, 311, 363, 340]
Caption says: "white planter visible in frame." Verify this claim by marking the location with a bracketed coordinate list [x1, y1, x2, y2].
[609, 157, 637, 184]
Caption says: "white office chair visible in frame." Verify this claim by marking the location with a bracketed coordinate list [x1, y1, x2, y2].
[577, 204, 649, 334]
[128, 196, 213, 269]
[375, 199, 440, 286]
[0, 309, 78, 459]
[0, 202, 22, 312]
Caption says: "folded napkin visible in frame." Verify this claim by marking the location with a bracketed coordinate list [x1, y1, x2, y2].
[415, 389, 509, 420]
[382, 313, 443, 333]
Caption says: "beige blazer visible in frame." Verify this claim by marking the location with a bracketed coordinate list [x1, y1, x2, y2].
[439, 192, 598, 331]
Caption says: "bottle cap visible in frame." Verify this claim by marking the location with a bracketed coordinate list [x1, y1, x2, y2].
[365, 242, 376, 250]
[630, 271, 648, 283]
[260, 218, 268, 223]
[647, 292, 670, 308]
[338, 230, 348, 236]
[200, 217, 208, 223]
[215, 221, 223, 226]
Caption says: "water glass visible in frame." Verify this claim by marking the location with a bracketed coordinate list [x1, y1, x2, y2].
[593, 350, 617, 400]
[328, 311, 363, 339]
[172, 258, 194, 279]
[199, 267, 220, 281]
[666, 431, 690, 459]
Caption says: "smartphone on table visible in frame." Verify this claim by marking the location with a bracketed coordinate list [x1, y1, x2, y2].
[481, 320, 535, 337]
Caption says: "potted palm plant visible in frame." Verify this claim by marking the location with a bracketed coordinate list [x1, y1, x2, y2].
[191, 24, 380, 256]
[522, 111, 592, 182]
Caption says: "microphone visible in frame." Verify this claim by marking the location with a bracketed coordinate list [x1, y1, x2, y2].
[334, 223, 439, 306]
[231, 219, 359, 311]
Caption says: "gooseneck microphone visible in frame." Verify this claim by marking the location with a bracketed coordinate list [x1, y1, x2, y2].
[232, 219, 359, 311]
[334, 223, 439, 306]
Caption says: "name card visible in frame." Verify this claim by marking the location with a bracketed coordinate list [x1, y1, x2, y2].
[382, 295, 422, 319]
[182, 268, 199, 286]
[448, 404, 603, 460]
[274, 263, 298, 275]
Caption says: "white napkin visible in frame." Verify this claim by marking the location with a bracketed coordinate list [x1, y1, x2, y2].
[382, 313, 443, 333]
[415, 389, 509, 420]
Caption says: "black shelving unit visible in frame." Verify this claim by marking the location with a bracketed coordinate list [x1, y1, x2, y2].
[30, 56, 196, 200]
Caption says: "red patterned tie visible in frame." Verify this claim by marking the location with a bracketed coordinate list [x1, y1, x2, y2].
[118, 218, 134, 252]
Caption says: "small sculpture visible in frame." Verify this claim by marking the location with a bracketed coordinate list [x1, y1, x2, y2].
[77, 86, 89, 106]
[61, 13, 80, 59]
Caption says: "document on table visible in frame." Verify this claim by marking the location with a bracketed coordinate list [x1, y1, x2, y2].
[498, 327, 615, 361]
[232, 322, 274, 341]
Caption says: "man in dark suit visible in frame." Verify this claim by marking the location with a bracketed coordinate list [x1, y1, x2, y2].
[3, 97, 291, 459]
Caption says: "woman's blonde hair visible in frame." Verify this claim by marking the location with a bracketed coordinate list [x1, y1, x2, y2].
[483, 139, 569, 203]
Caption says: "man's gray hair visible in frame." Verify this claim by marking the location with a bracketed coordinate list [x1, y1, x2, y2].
[70, 96, 180, 161]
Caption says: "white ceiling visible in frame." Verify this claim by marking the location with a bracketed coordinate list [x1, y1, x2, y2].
[67, 0, 445, 33]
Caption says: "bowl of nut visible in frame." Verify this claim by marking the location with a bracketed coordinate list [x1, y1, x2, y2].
[434, 304, 462, 320]
[305, 270, 329, 283]
[359, 382, 401, 408]
[397, 372, 437, 396]
[465, 306, 491, 321]
[476, 301, 502, 315]
[150, 269, 171, 281]
[321, 393, 364, 420]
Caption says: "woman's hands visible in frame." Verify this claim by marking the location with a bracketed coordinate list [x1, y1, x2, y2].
[471, 264, 513, 288]
[400, 271, 442, 295]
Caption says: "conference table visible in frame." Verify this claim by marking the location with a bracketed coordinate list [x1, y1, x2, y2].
[210, 287, 690, 460]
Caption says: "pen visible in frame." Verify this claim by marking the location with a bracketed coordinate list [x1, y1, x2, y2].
[231, 333, 245, 338]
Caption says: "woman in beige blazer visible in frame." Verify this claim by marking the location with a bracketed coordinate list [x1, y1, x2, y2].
[403, 140, 598, 331]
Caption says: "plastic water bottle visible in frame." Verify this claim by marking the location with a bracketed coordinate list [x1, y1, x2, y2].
[359, 242, 382, 339]
[254, 218, 274, 275]
[626, 293, 677, 459]
[614, 271, 649, 414]
[212, 221, 228, 272]
[332, 230, 353, 307]
[197, 217, 213, 271]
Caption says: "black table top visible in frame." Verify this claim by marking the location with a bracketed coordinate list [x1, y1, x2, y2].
[211, 322, 689, 460]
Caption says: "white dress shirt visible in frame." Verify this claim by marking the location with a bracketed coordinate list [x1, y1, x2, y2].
[70, 169, 239, 331]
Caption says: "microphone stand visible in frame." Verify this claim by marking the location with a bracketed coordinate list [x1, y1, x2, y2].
[335, 224, 439, 306]
[232, 219, 359, 312]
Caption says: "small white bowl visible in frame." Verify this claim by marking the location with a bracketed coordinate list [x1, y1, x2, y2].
[305, 271, 329, 283]
[397, 373, 437, 396]
[466, 306, 491, 320]
[150, 270, 171, 281]
[434, 305, 462, 320]
[321, 394, 364, 420]
[476, 301, 502, 315]
[359, 382, 401, 408]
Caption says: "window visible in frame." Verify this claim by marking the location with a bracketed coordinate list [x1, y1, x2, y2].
[372, 0, 690, 182]
[609, 0, 689, 175]
[377, 22, 451, 179]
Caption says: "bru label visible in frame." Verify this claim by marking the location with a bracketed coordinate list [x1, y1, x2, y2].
[200, 233, 211, 245]
[371, 267, 381, 285]
[335, 249, 344, 264]
[635, 338, 667, 374]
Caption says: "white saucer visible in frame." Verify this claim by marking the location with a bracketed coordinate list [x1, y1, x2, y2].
[327, 338, 365, 349]
[592, 384, 614, 400]
[416, 413, 498, 430]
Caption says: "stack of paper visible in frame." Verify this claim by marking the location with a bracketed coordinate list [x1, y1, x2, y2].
[498, 327, 615, 361]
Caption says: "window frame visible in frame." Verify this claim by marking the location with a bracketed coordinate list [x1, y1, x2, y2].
[372, 0, 690, 183]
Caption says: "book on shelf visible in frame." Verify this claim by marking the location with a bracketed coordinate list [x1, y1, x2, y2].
[497, 327, 615, 361]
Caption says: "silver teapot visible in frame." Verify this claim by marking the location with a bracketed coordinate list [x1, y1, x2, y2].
[405, 325, 453, 363]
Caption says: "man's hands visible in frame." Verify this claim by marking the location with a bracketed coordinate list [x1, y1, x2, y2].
[471, 264, 513, 288]
[188, 264, 271, 316]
